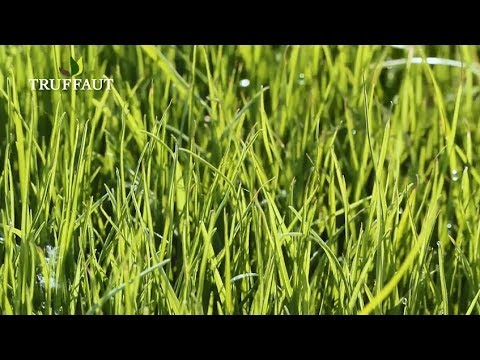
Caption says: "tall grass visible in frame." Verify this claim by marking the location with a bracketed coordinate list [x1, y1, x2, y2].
[1, 45, 479, 314]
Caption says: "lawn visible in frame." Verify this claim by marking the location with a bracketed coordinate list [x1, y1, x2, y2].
[1, 45, 479, 314]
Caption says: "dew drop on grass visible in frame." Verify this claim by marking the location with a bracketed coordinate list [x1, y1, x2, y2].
[352, 129, 357, 135]
[401, 297, 408, 306]
[239, 79, 250, 88]
[398, 207, 403, 215]
[37, 273, 57, 289]
[45, 245, 58, 266]
[451, 169, 459, 182]
[298, 73, 305, 85]
[447, 223, 452, 230]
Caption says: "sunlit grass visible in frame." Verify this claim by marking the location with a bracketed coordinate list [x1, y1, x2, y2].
[1, 45, 480, 314]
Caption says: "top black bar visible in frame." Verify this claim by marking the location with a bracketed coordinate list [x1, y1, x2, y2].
[1, 4, 478, 44]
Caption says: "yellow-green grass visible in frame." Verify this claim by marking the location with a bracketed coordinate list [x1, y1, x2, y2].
[0, 45, 479, 314]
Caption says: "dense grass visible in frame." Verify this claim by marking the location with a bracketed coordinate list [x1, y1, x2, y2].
[1, 45, 480, 314]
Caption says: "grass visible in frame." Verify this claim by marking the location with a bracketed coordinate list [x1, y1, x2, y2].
[1, 45, 480, 315]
